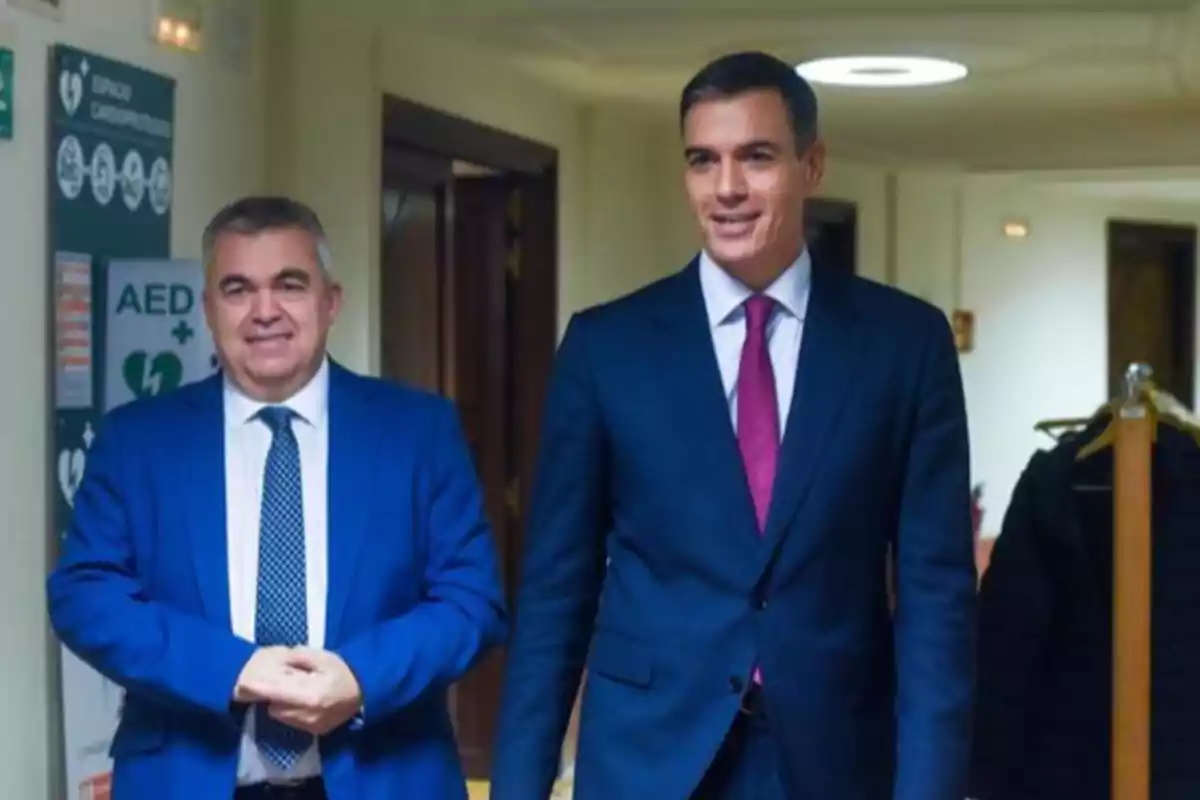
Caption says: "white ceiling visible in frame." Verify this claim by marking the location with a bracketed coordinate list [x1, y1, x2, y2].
[371, 0, 1200, 177]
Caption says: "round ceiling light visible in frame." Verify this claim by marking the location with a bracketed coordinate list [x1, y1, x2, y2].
[796, 56, 968, 87]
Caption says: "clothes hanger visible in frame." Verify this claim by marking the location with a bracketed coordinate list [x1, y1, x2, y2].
[1033, 413, 1101, 441]
[1074, 365, 1200, 461]
[1030, 407, 1112, 488]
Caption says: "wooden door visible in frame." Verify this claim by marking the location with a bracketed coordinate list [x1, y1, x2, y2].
[1107, 221, 1196, 407]
[378, 160, 559, 778]
[447, 174, 514, 778]
[379, 94, 560, 780]
[448, 169, 560, 779]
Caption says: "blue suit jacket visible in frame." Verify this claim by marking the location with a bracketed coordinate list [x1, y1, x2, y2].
[491, 259, 977, 800]
[47, 362, 506, 799]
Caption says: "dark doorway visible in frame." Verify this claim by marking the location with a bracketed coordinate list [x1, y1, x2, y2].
[379, 95, 559, 779]
[805, 197, 857, 273]
[1106, 220, 1196, 408]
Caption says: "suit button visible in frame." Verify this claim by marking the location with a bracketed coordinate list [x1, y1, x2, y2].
[729, 675, 744, 694]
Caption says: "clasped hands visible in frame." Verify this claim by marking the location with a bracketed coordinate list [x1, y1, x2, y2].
[234, 646, 362, 736]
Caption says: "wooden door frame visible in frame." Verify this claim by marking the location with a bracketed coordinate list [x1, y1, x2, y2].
[380, 93, 559, 779]
[1105, 218, 1196, 408]
[381, 89, 559, 576]
[384, 95, 557, 175]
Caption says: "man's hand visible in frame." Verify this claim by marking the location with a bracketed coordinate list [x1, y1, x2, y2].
[263, 647, 363, 736]
[233, 646, 304, 704]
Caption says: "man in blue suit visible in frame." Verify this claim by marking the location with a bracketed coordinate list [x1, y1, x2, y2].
[48, 196, 506, 799]
[491, 52, 976, 799]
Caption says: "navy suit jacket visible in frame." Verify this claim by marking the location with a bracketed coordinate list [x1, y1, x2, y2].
[47, 362, 506, 799]
[491, 258, 977, 800]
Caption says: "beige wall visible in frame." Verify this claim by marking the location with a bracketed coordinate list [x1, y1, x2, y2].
[0, 2, 270, 798]
[3, 1, 1200, 797]
[958, 177, 1200, 528]
[268, 0, 593, 373]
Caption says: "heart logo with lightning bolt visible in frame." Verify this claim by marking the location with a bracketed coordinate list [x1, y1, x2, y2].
[122, 350, 184, 397]
[57, 447, 86, 506]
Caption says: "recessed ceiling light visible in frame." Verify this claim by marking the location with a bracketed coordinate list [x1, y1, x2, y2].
[796, 56, 968, 87]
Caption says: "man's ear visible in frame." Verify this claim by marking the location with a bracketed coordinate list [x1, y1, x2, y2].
[802, 137, 827, 192]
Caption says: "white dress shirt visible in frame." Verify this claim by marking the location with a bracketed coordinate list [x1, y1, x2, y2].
[224, 357, 330, 785]
[698, 249, 812, 436]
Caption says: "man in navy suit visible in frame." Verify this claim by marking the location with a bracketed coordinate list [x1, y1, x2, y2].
[47, 196, 506, 799]
[491, 51, 976, 800]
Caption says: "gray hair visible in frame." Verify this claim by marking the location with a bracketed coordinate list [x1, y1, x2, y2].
[201, 196, 334, 279]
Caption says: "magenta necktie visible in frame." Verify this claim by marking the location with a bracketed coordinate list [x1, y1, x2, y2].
[738, 294, 778, 687]
[737, 294, 779, 533]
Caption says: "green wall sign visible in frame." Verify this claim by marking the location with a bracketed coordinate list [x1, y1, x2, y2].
[0, 48, 13, 140]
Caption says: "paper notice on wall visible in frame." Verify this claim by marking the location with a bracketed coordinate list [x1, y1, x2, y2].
[54, 252, 94, 409]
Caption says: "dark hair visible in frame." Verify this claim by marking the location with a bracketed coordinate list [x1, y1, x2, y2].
[679, 51, 819, 151]
[202, 196, 332, 276]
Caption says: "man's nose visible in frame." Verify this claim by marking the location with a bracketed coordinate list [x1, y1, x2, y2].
[249, 289, 282, 322]
[715, 159, 747, 201]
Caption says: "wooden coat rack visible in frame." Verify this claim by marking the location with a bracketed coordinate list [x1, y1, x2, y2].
[1111, 362, 1154, 800]
[1030, 363, 1200, 798]
[1032, 361, 1156, 800]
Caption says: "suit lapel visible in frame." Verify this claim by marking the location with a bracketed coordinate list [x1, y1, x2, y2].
[324, 363, 373, 647]
[182, 374, 232, 628]
[755, 262, 866, 575]
[653, 261, 761, 571]
[182, 364, 374, 643]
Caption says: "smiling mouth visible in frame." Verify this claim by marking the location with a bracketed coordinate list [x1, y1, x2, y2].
[246, 333, 293, 345]
[710, 211, 761, 235]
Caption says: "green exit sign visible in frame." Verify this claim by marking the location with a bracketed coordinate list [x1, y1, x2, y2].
[0, 48, 12, 141]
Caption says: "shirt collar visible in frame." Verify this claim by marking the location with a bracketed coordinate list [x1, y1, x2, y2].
[223, 355, 330, 427]
[698, 248, 811, 328]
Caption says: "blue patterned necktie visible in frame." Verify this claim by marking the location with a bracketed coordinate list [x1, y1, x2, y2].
[253, 405, 310, 768]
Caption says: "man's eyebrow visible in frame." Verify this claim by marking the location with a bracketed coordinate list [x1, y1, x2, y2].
[274, 267, 312, 283]
[684, 140, 782, 158]
[738, 139, 781, 151]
